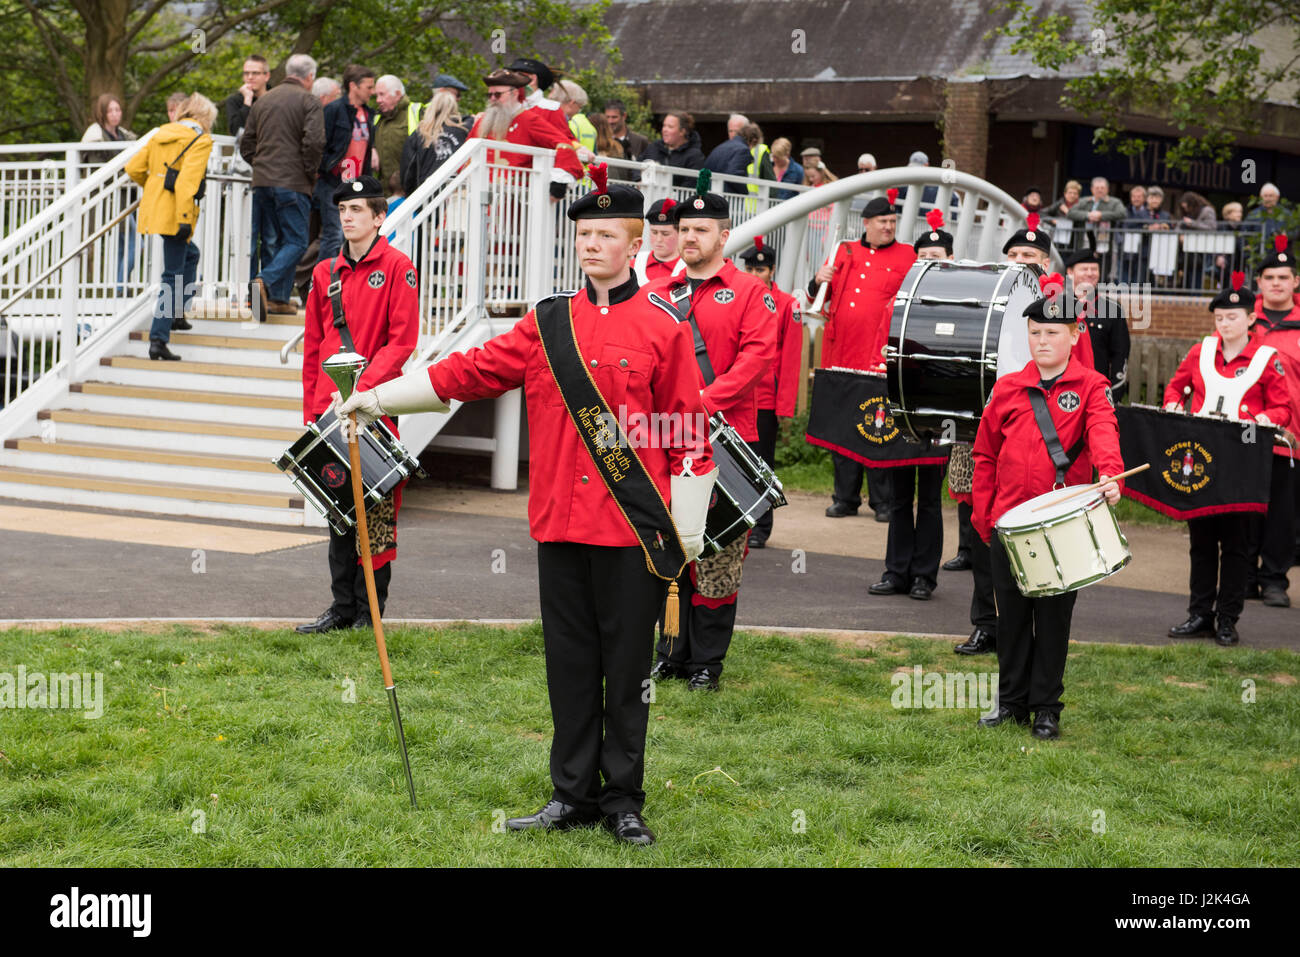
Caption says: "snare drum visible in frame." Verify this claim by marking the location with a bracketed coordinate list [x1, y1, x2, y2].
[702, 412, 787, 556]
[884, 260, 1038, 441]
[275, 409, 427, 534]
[995, 485, 1131, 597]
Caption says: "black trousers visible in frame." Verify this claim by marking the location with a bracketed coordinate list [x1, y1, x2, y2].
[537, 542, 667, 815]
[961, 502, 997, 634]
[655, 570, 740, 676]
[953, 504, 974, 560]
[991, 537, 1077, 717]
[1187, 514, 1250, 623]
[831, 451, 891, 513]
[883, 465, 944, 589]
[753, 410, 778, 539]
[328, 524, 391, 619]
[1247, 456, 1296, 592]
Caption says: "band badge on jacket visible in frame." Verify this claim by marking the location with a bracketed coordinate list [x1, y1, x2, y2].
[762, 293, 776, 312]
[1163, 441, 1213, 494]
[405, 269, 417, 288]
[713, 289, 735, 304]
[1057, 390, 1081, 412]
[368, 271, 385, 288]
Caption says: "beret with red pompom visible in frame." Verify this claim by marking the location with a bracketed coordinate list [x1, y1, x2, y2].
[860, 188, 900, 219]
[914, 207, 954, 254]
[1208, 270, 1256, 313]
[1258, 232, 1295, 273]
[1002, 211, 1054, 255]
[566, 163, 644, 220]
[1023, 271, 1073, 323]
[739, 234, 777, 268]
[646, 197, 677, 224]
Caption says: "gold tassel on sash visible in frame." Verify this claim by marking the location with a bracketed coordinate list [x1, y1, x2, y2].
[662, 580, 681, 652]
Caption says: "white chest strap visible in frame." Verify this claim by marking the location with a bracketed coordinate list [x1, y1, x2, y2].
[632, 246, 650, 286]
[1196, 336, 1276, 418]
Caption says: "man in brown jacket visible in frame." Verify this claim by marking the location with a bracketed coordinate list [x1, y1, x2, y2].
[240, 53, 325, 315]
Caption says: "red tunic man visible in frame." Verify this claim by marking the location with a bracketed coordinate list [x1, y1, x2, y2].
[466, 69, 583, 199]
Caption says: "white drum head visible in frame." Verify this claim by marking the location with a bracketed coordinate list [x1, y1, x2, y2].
[996, 484, 1103, 531]
[995, 267, 1037, 378]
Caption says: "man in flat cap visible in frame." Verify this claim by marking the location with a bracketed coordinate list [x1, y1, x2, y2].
[467, 69, 583, 199]
[296, 175, 418, 634]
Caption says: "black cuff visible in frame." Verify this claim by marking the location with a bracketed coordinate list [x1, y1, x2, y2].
[549, 181, 568, 199]
[806, 276, 821, 298]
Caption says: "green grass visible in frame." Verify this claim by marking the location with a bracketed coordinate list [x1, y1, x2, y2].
[2, 624, 1296, 866]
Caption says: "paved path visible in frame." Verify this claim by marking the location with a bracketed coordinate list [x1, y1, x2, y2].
[2, 482, 1296, 650]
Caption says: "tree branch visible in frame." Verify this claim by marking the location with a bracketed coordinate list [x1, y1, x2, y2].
[20, 0, 84, 130]
[126, 0, 172, 47]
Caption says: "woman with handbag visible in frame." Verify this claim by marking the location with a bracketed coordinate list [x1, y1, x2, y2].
[125, 93, 215, 360]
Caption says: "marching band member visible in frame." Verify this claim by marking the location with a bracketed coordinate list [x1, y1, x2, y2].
[739, 236, 802, 548]
[809, 189, 914, 522]
[337, 168, 716, 846]
[1065, 249, 1130, 402]
[296, 176, 418, 634]
[1003, 214, 1095, 369]
[973, 273, 1124, 739]
[646, 173, 778, 691]
[1163, 274, 1291, 645]
[635, 198, 681, 284]
[1248, 235, 1300, 607]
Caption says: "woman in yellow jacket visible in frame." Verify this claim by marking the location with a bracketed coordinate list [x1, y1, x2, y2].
[125, 93, 215, 360]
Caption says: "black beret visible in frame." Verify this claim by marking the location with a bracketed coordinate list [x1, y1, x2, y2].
[739, 242, 777, 268]
[1002, 227, 1053, 256]
[506, 58, 554, 91]
[673, 192, 730, 221]
[1065, 249, 1100, 268]
[1023, 294, 1076, 324]
[646, 198, 678, 224]
[1208, 281, 1255, 313]
[567, 183, 643, 221]
[332, 175, 384, 205]
[860, 195, 898, 219]
[914, 229, 953, 254]
[1259, 234, 1295, 273]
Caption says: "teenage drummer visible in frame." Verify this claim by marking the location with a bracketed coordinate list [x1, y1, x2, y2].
[972, 274, 1124, 739]
[1163, 275, 1291, 646]
[296, 175, 419, 634]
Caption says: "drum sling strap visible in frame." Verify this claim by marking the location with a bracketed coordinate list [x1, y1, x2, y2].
[534, 293, 690, 635]
[326, 236, 381, 355]
[648, 282, 716, 384]
[1027, 388, 1086, 486]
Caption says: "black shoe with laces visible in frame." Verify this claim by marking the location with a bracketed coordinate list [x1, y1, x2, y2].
[687, 669, 719, 691]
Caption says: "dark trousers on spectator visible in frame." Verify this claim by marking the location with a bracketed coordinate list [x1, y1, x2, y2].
[1248, 456, 1296, 593]
[831, 452, 891, 514]
[152, 232, 199, 343]
[1187, 514, 1249, 624]
[752, 409, 778, 540]
[991, 537, 1076, 718]
[314, 177, 344, 264]
[882, 465, 943, 589]
[250, 188, 279, 289]
[254, 186, 310, 302]
[961, 502, 998, 636]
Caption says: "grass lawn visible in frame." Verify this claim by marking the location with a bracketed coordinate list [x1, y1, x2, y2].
[2, 623, 1296, 867]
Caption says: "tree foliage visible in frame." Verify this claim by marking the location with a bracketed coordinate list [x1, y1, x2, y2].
[996, 0, 1300, 171]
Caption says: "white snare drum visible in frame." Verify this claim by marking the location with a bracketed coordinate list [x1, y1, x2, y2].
[995, 486, 1131, 597]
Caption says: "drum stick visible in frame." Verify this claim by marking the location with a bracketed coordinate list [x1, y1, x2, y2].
[346, 412, 418, 809]
[1029, 462, 1150, 512]
[807, 223, 842, 316]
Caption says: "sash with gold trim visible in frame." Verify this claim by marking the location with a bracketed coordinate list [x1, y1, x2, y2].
[535, 293, 688, 583]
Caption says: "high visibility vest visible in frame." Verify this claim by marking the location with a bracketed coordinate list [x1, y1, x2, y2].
[406, 101, 423, 134]
[746, 143, 771, 194]
[569, 112, 597, 155]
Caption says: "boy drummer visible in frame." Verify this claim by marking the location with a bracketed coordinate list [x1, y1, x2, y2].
[972, 274, 1124, 739]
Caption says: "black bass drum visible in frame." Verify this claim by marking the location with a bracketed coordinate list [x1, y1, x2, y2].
[884, 260, 1038, 441]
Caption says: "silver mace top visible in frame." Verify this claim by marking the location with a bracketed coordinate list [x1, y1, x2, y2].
[322, 350, 368, 402]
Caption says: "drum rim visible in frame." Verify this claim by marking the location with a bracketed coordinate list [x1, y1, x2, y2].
[995, 486, 1107, 531]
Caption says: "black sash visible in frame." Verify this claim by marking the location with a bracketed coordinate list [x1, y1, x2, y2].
[1028, 387, 1086, 485]
[647, 282, 715, 383]
[535, 293, 687, 581]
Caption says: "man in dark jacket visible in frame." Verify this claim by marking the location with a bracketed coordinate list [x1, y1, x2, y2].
[224, 55, 270, 137]
[240, 53, 325, 316]
[640, 110, 705, 186]
[604, 100, 648, 163]
[315, 64, 377, 263]
[703, 119, 751, 195]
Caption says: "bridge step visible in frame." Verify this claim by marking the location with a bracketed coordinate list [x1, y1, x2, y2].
[0, 466, 302, 510]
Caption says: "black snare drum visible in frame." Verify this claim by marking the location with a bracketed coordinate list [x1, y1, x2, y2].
[275, 409, 427, 533]
[884, 260, 1038, 441]
[703, 412, 787, 556]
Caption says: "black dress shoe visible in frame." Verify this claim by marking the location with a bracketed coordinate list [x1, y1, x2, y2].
[908, 579, 933, 601]
[1031, 711, 1060, 739]
[505, 799, 600, 831]
[954, 628, 995, 655]
[978, 706, 1029, 728]
[148, 339, 180, 361]
[868, 578, 905, 595]
[171, 317, 193, 331]
[294, 609, 353, 633]
[650, 658, 686, 681]
[873, 508, 891, 524]
[352, 612, 374, 631]
[1168, 614, 1215, 638]
[746, 531, 767, 549]
[1215, 619, 1240, 646]
[825, 502, 859, 518]
[942, 553, 972, 572]
[604, 810, 655, 846]
[1260, 585, 1291, 608]
[687, 669, 719, 691]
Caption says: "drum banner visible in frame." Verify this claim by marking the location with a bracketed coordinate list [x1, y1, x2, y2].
[535, 293, 688, 582]
[805, 368, 951, 468]
[1116, 405, 1273, 520]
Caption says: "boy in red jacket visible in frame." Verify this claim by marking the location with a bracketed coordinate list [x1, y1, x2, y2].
[972, 274, 1124, 739]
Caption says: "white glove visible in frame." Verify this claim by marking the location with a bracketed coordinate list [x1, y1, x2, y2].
[333, 369, 449, 427]
[672, 468, 717, 563]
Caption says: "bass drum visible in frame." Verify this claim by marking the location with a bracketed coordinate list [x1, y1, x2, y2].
[884, 260, 1038, 441]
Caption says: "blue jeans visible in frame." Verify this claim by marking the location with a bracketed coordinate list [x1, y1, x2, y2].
[254, 186, 310, 301]
[116, 213, 138, 292]
[314, 177, 343, 264]
[153, 231, 200, 343]
[249, 189, 280, 286]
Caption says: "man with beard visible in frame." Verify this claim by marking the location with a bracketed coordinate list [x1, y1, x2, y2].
[467, 70, 583, 200]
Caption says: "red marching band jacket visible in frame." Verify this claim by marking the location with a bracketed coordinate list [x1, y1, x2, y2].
[642, 255, 679, 283]
[467, 105, 584, 186]
[821, 238, 915, 371]
[972, 356, 1125, 543]
[1163, 335, 1292, 429]
[1252, 293, 1300, 458]
[755, 282, 803, 418]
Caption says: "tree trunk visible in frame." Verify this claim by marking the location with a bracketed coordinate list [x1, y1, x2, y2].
[75, 0, 131, 126]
